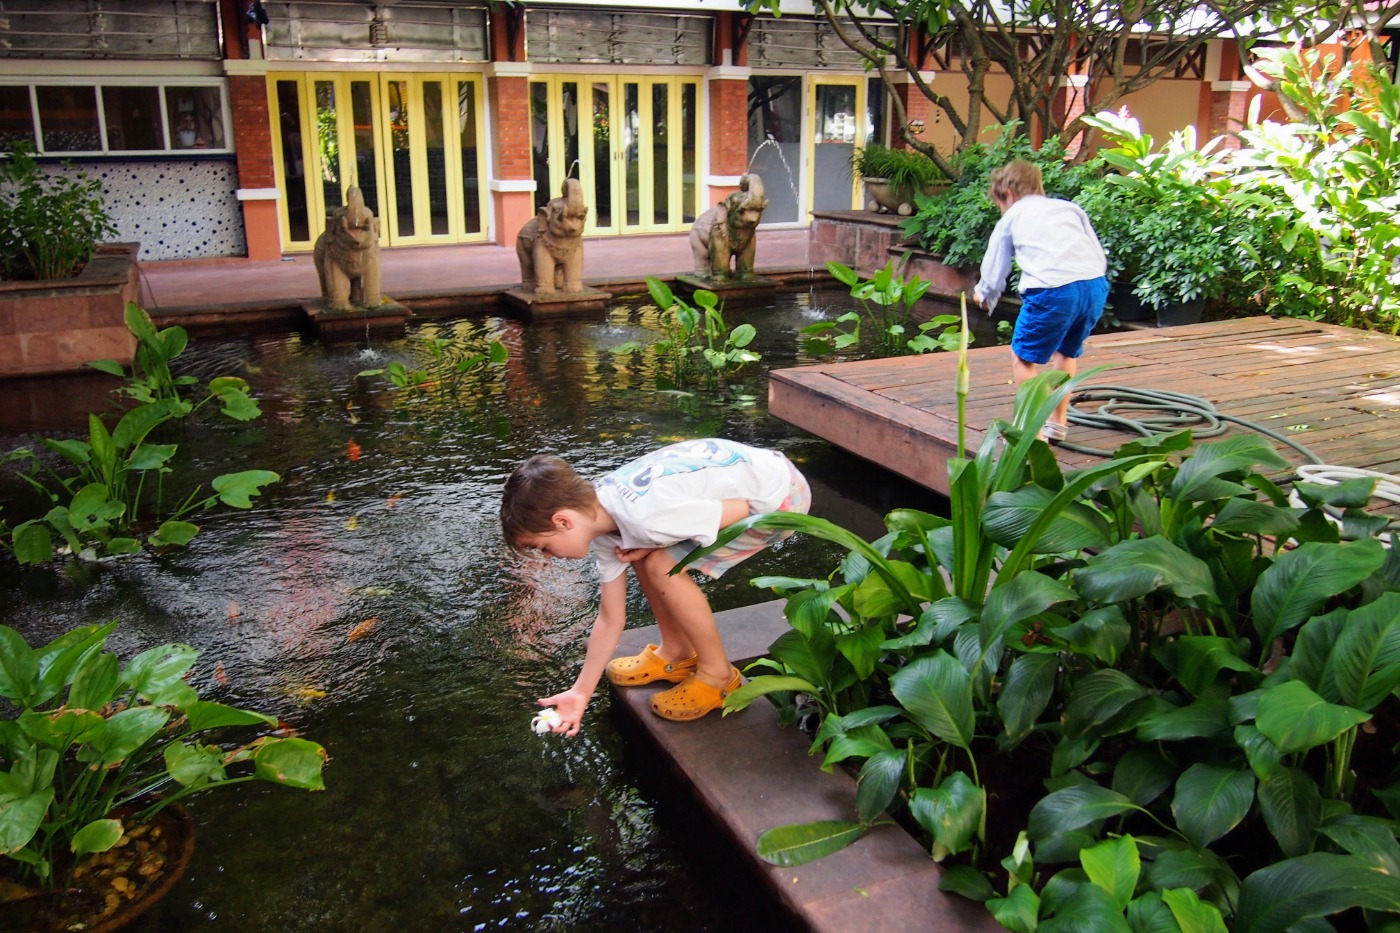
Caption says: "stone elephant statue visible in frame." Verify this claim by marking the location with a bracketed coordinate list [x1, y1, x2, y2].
[689, 173, 768, 281]
[314, 186, 382, 311]
[517, 178, 590, 295]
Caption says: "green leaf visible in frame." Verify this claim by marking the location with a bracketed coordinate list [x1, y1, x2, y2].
[998, 653, 1059, 745]
[1251, 541, 1386, 651]
[722, 675, 819, 715]
[19, 708, 105, 750]
[987, 883, 1040, 933]
[1169, 435, 1289, 502]
[183, 700, 278, 732]
[889, 652, 974, 750]
[12, 520, 53, 565]
[252, 736, 326, 790]
[1258, 766, 1321, 858]
[68, 651, 119, 712]
[122, 643, 197, 702]
[1209, 497, 1301, 537]
[1081, 834, 1140, 911]
[1161, 887, 1229, 933]
[70, 818, 124, 857]
[1156, 635, 1257, 697]
[1039, 879, 1132, 932]
[164, 740, 228, 787]
[0, 787, 53, 854]
[1135, 697, 1230, 742]
[1255, 680, 1370, 754]
[211, 470, 281, 509]
[855, 749, 905, 822]
[87, 706, 169, 767]
[150, 519, 199, 548]
[1235, 853, 1400, 933]
[125, 442, 177, 471]
[1171, 763, 1255, 849]
[984, 484, 1111, 552]
[1062, 669, 1150, 741]
[1028, 785, 1138, 840]
[939, 864, 995, 901]
[1075, 537, 1216, 605]
[756, 819, 867, 867]
[0, 625, 39, 704]
[980, 571, 1077, 656]
[1112, 746, 1176, 807]
[909, 771, 984, 858]
[1328, 592, 1400, 710]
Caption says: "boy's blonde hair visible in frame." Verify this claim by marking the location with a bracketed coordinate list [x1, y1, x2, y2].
[988, 159, 1045, 203]
[500, 455, 598, 550]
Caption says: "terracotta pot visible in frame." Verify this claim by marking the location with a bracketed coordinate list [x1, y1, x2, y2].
[0, 803, 196, 933]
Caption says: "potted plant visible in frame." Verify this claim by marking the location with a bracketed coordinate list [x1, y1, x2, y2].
[1077, 112, 1270, 326]
[850, 144, 948, 215]
[0, 621, 327, 931]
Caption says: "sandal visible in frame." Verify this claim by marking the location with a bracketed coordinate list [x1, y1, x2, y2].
[606, 644, 698, 686]
[649, 667, 743, 721]
[1043, 421, 1067, 443]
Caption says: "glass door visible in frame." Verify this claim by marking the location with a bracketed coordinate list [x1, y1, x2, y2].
[807, 77, 866, 213]
[268, 72, 486, 252]
[530, 75, 698, 237]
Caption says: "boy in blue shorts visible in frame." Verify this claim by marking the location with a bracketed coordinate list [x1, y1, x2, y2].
[973, 158, 1109, 441]
[500, 438, 811, 734]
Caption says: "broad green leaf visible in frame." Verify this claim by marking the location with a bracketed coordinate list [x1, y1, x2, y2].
[1143, 846, 1238, 898]
[70, 818, 123, 857]
[164, 740, 228, 786]
[122, 643, 197, 702]
[1058, 606, 1130, 664]
[1082, 834, 1140, 910]
[1258, 766, 1321, 858]
[1209, 497, 1301, 537]
[1135, 697, 1230, 742]
[86, 706, 169, 766]
[987, 883, 1040, 933]
[1169, 435, 1288, 501]
[889, 651, 974, 750]
[150, 519, 200, 548]
[19, 708, 104, 750]
[12, 521, 53, 566]
[211, 469, 281, 509]
[1234, 724, 1283, 781]
[909, 771, 984, 859]
[68, 651, 119, 712]
[125, 442, 177, 471]
[0, 625, 38, 704]
[980, 571, 1077, 657]
[1172, 763, 1255, 849]
[1161, 887, 1229, 933]
[998, 653, 1059, 745]
[110, 397, 183, 450]
[834, 624, 886, 681]
[1062, 669, 1150, 741]
[983, 483, 1111, 552]
[756, 819, 867, 867]
[35, 621, 116, 706]
[768, 625, 835, 688]
[183, 700, 277, 732]
[1112, 746, 1176, 807]
[1255, 680, 1370, 753]
[939, 864, 995, 901]
[252, 736, 326, 790]
[1126, 891, 1181, 933]
[1156, 635, 1257, 697]
[1075, 537, 1216, 605]
[721, 675, 818, 715]
[855, 749, 904, 822]
[1317, 814, 1400, 877]
[1328, 592, 1400, 710]
[1039, 879, 1132, 933]
[0, 787, 53, 853]
[1235, 852, 1400, 933]
[1028, 784, 1138, 840]
[1251, 541, 1386, 651]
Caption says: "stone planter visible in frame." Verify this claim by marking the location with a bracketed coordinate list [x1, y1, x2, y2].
[864, 179, 951, 216]
[0, 242, 140, 379]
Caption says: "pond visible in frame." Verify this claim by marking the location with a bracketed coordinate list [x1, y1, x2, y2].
[0, 287, 983, 932]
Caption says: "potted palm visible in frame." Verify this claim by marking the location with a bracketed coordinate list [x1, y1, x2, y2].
[850, 144, 948, 215]
[0, 621, 327, 931]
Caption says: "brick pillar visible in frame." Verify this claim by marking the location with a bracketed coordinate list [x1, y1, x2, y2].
[1204, 41, 1253, 149]
[487, 63, 535, 247]
[705, 67, 751, 208]
[891, 73, 935, 147]
[1055, 74, 1091, 156]
[225, 62, 282, 261]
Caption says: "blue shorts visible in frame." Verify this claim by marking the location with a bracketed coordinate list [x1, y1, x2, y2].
[1011, 276, 1109, 365]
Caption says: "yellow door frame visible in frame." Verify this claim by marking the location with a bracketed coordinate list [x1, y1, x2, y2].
[267, 70, 487, 252]
[806, 75, 866, 213]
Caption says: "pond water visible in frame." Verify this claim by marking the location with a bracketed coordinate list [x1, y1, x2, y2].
[0, 288, 981, 932]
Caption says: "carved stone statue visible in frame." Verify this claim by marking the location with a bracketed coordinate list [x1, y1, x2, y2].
[517, 178, 589, 295]
[314, 187, 382, 311]
[689, 173, 768, 282]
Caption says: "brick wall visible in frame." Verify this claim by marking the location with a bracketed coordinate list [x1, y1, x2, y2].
[709, 79, 749, 176]
[490, 76, 532, 180]
[229, 75, 276, 190]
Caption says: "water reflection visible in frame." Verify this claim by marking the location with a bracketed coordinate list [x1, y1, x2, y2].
[0, 289, 954, 932]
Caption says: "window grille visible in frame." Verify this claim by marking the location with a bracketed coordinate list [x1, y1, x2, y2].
[263, 1, 488, 63]
[749, 17, 898, 70]
[526, 10, 710, 66]
[0, 0, 219, 60]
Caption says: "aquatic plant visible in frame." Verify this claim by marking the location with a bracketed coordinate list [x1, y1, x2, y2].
[643, 277, 760, 387]
[0, 621, 326, 892]
[357, 331, 509, 393]
[0, 142, 116, 281]
[801, 261, 964, 358]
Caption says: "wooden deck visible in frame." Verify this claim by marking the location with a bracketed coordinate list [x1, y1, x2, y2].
[770, 316, 1400, 497]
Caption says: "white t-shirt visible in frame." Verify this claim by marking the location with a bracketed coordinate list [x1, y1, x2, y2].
[590, 438, 794, 583]
[973, 194, 1107, 310]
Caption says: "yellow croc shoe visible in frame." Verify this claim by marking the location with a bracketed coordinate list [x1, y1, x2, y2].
[606, 644, 698, 686]
[649, 666, 743, 721]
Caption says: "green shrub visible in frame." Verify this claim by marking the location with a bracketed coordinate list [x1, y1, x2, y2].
[0, 143, 116, 280]
[850, 144, 947, 189]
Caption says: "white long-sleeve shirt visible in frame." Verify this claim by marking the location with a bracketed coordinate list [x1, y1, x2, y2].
[973, 195, 1107, 310]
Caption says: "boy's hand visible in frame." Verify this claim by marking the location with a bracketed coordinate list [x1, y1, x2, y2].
[615, 545, 657, 564]
[536, 690, 588, 736]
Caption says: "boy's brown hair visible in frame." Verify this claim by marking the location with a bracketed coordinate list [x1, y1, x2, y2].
[988, 158, 1045, 203]
[500, 455, 599, 550]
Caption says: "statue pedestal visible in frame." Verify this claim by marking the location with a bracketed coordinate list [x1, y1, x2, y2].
[673, 274, 779, 302]
[502, 287, 613, 320]
[303, 298, 411, 341]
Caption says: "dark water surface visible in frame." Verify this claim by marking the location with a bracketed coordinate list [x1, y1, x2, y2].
[0, 289, 970, 932]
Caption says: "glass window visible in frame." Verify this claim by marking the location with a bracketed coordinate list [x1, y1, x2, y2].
[0, 86, 35, 150]
[37, 85, 101, 152]
[166, 86, 225, 150]
[102, 86, 163, 151]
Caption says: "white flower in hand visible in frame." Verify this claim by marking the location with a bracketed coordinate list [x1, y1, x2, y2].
[531, 708, 563, 735]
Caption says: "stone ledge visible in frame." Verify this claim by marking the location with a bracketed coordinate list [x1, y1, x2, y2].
[611, 601, 1000, 933]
